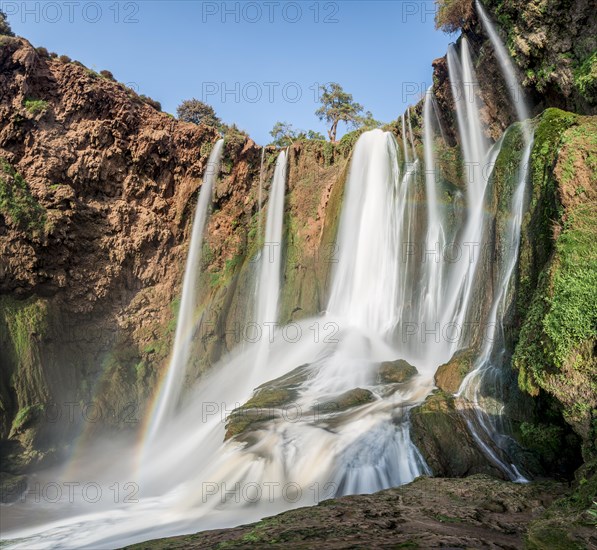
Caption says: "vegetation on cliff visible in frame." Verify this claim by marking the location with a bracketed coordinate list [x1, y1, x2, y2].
[514, 110, 597, 455]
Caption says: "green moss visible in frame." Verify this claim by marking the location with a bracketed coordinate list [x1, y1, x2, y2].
[0, 296, 48, 367]
[518, 422, 563, 462]
[516, 109, 577, 319]
[513, 111, 596, 445]
[574, 51, 597, 104]
[11, 404, 43, 432]
[0, 159, 47, 236]
[543, 205, 597, 368]
[243, 388, 294, 409]
[23, 98, 48, 115]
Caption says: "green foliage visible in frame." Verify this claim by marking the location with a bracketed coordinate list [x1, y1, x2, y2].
[518, 422, 564, 462]
[269, 121, 299, 147]
[0, 159, 47, 236]
[23, 98, 48, 115]
[513, 110, 597, 435]
[574, 51, 597, 104]
[315, 82, 365, 142]
[0, 296, 48, 371]
[58, 54, 71, 64]
[11, 404, 43, 433]
[543, 205, 597, 368]
[307, 130, 325, 140]
[0, 9, 14, 36]
[177, 98, 221, 129]
[434, 0, 473, 33]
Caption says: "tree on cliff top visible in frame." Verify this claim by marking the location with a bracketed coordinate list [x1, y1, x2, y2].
[270, 122, 300, 147]
[177, 99, 221, 129]
[315, 83, 364, 143]
[0, 9, 14, 36]
[434, 0, 473, 33]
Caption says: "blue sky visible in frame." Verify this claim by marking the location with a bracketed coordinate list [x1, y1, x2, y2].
[5, 1, 454, 145]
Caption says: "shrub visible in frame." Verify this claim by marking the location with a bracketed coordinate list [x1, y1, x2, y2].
[58, 54, 71, 63]
[140, 95, 162, 111]
[0, 9, 14, 36]
[0, 159, 47, 235]
[23, 98, 48, 115]
[36, 46, 49, 57]
[435, 0, 473, 33]
[575, 52, 597, 105]
[99, 69, 115, 81]
[177, 99, 221, 128]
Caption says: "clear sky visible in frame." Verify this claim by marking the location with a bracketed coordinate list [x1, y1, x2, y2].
[5, 0, 454, 145]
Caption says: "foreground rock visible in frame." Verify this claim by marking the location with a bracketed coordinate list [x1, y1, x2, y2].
[409, 391, 506, 478]
[121, 475, 596, 549]
[378, 359, 418, 384]
[434, 348, 475, 393]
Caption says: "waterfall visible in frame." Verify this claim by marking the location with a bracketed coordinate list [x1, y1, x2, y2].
[457, 126, 534, 481]
[441, 38, 496, 347]
[145, 139, 224, 443]
[1, 16, 542, 548]
[257, 146, 266, 243]
[475, 0, 531, 137]
[254, 150, 287, 329]
[421, 87, 446, 355]
[327, 130, 406, 336]
[454, 0, 535, 480]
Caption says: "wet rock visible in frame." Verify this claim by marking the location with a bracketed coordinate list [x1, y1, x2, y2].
[434, 348, 475, 393]
[319, 388, 375, 413]
[123, 475, 581, 549]
[409, 390, 505, 478]
[377, 359, 418, 384]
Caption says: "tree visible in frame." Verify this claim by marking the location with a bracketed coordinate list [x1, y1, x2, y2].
[269, 121, 299, 147]
[307, 130, 326, 140]
[177, 99, 221, 129]
[315, 83, 364, 143]
[356, 111, 382, 130]
[0, 9, 13, 36]
[434, 0, 473, 33]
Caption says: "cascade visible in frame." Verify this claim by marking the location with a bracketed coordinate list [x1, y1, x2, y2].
[2, 9, 542, 546]
[145, 139, 224, 443]
[254, 150, 288, 329]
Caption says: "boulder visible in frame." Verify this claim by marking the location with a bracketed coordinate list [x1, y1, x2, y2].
[434, 348, 475, 393]
[378, 359, 418, 384]
[409, 390, 506, 478]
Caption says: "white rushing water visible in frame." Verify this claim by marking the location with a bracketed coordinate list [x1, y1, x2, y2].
[455, 0, 535, 479]
[146, 139, 224, 443]
[1, 11, 538, 546]
[254, 150, 287, 329]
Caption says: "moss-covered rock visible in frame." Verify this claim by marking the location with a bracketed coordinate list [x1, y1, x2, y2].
[513, 111, 597, 452]
[378, 359, 418, 384]
[434, 349, 475, 393]
[410, 391, 505, 478]
[319, 388, 375, 413]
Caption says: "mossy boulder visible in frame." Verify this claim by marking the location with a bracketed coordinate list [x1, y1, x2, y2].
[410, 391, 505, 478]
[434, 349, 475, 393]
[224, 364, 312, 441]
[377, 359, 418, 384]
[319, 388, 375, 413]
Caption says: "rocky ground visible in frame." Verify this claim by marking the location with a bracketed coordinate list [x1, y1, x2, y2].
[123, 475, 596, 549]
